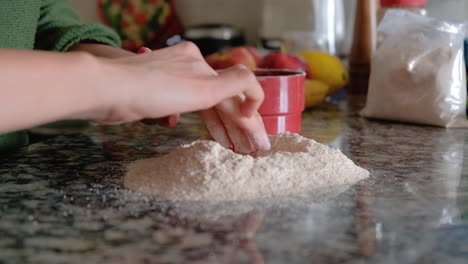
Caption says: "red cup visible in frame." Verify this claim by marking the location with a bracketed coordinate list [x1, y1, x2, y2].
[254, 69, 306, 135]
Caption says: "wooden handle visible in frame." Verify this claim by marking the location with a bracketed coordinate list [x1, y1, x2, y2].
[348, 0, 378, 95]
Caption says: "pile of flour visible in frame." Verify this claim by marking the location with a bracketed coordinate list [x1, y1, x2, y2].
[124, 133, 369, 201]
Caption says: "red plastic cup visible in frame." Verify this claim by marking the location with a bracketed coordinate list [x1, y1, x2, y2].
[254, 69, 306, 135]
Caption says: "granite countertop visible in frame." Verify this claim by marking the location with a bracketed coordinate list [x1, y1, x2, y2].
[1, 101, 468, 264]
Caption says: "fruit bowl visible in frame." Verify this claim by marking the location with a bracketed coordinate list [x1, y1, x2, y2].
[204, 46, 349, 109]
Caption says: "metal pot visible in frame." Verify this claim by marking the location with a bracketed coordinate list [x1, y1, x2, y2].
[184, 24, 246, 56]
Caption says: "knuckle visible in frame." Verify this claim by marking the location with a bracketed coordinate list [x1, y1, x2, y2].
[233, 67, 264, 100]
[225, 66, 264, 102]
[256, 85, 265, 101]
[233, 65, 254, 80]
[177, 41, 202, 57]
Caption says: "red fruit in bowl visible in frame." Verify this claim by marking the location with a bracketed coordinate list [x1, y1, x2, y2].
[205, 46, 261, 70]
[243, 46, 262, 65]
[260, 52, 312, 78]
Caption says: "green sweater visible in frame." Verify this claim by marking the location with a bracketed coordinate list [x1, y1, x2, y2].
[0, 0, 121, 153]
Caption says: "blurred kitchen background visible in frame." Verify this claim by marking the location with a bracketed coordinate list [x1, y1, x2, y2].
[71, 0, 468, 54]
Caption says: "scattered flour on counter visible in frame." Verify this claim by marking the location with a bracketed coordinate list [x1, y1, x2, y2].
[124, 133, 369, 201]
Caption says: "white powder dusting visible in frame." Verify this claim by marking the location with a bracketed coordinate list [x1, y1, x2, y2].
[124, 133, 369, 201]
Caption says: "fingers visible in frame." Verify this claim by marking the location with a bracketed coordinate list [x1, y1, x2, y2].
[153, 42, 205, 61]
[214, 66, 264, 117]
[252, 113, 271, 150]
[170, 41, 204, 60]
[200, 107, 270, 153]
[133, 47, 262, 119]
[164, 114, 180, 127]
[199, 94, 270, 153]
[137, 47, 152, 54]
[198, 109, 232, 149]
[234, 112, 270, 152]
[216, 96, 271, 152]
[142, 114, 179, 128]
[217, 110, 255, 154]
[205, 66, 270, 152]
[122, 44, 269, 155]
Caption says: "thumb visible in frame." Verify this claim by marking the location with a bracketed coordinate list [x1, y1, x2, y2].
[137, 47, 152, 54]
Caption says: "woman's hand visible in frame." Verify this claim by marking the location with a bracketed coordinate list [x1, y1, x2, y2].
[136, 47, 180, 128]
[0, 43, 269, 152]
[92, 42, 270, 153]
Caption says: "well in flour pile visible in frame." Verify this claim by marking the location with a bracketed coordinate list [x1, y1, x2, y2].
[124, 133, 369, 201]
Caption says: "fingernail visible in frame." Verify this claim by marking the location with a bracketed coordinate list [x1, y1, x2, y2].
[254, 133, 271, 151]
[218, 137, 233, 150]
[137, 47, 151, 54]
[234, 143, 254, 154]
[167, 115, 179, 127]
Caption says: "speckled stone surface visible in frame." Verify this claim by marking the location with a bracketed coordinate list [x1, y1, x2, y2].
[2, 101, 468, 264]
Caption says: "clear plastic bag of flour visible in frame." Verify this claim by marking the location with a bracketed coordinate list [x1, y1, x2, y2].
[361, 10, 468, 127]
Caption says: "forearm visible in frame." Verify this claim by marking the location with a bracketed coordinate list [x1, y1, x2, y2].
[0, 49, 115, 133]
[70, 43, 134, 58]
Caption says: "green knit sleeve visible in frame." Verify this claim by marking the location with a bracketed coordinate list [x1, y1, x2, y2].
[35, 0, 121, 51]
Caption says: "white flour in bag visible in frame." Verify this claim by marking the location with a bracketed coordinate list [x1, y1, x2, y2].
[124, 133, 369, 201]
[361, 10, 468, 127]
